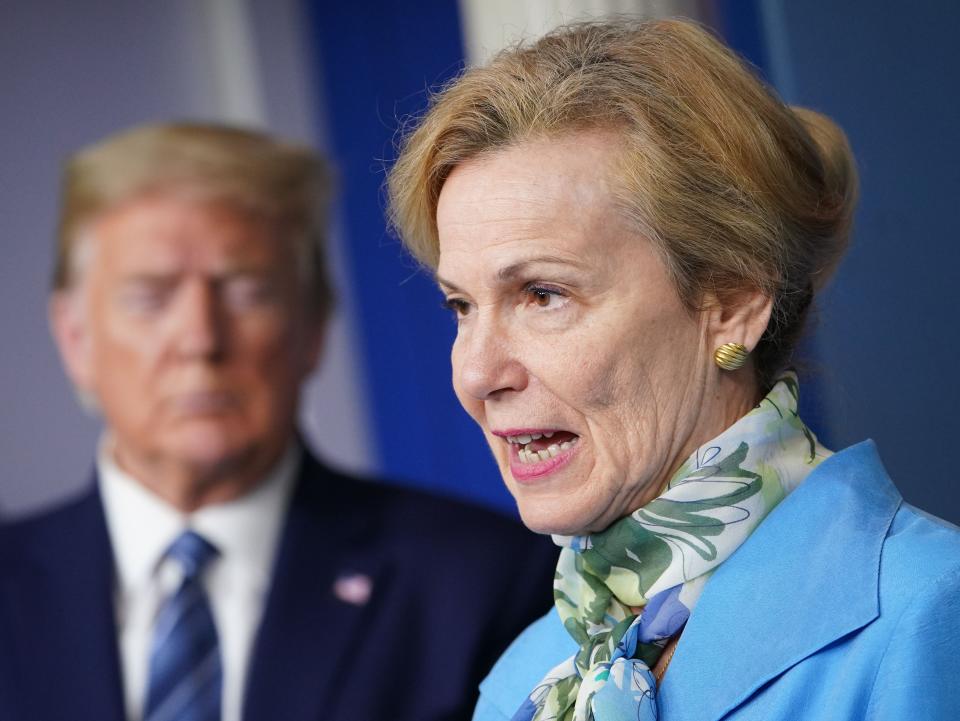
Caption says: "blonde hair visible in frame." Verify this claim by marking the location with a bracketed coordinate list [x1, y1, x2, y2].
[387, 19, 858, 389]
[55, 122, 334, 315]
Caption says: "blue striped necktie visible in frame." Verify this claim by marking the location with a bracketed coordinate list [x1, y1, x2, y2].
[144, 530, 222, 721]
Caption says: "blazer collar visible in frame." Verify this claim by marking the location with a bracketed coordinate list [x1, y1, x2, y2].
[242, 451, 392, 721]
[659, 440, 901, 721]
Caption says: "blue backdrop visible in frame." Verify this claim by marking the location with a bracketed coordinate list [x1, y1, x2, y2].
[303, 0, 512, 510]
[750, 0, 960, 522]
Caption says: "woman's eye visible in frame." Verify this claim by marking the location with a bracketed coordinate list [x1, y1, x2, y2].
[523, 284, 567, 310]
[442, 297, 471, 318]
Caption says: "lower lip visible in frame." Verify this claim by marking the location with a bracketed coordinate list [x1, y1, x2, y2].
[508, 441, 580, 483]
[173, 393, 235, 414]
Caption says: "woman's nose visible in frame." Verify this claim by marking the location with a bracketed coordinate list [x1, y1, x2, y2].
[454, 317, 528, 400]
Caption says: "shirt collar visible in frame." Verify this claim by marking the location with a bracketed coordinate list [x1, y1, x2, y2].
[98, 437, 300, 597]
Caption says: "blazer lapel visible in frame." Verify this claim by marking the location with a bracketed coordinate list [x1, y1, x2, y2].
[3, 484, 126, 721]
[659, 441, 901, 721]
[242, 455, 391, 721]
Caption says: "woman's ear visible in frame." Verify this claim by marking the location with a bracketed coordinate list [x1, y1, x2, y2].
[703, 288, 773, 355]
[49, 289, 96, 396]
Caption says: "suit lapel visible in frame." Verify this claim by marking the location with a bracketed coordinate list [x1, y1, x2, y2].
[659, 441, 901, 721]
[3, 484, 126, 721]
[242, 454, 391, 721]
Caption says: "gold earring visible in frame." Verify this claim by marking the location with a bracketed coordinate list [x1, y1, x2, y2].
[714, 342, 749, 371]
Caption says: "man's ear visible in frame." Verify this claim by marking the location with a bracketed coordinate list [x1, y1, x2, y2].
[296, 303, 329, 379]
[703, 288, 773, 358]
[49, 289, 96, 396]
[302, 319, 327, 377]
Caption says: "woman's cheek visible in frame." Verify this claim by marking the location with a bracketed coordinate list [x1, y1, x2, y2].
[516, 300, 580, 334]
[449, 337, 480, 419]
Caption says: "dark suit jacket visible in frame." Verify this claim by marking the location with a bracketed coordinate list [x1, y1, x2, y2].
[0, 450, 557, 721]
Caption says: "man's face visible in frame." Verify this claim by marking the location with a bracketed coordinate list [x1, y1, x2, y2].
[53, 193, 324, 504]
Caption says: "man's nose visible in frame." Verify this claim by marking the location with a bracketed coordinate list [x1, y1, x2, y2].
[454, 315, 528, 401]
[172, 280, 225, 359]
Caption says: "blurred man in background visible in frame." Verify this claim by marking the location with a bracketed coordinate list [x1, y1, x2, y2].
[0, 123, 555, 721]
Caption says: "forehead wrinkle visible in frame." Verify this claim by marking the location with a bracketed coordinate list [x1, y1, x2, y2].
[438, 141, 625, 290]
[440, 203, 561, 239]
[440, 199, 600, 264]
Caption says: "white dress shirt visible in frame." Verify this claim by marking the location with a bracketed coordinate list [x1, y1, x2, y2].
[98, 439, 299, 721]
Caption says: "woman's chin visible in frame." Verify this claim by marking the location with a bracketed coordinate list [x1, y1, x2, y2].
[502, 460, 609, 536]
[512, 494, 598, 537]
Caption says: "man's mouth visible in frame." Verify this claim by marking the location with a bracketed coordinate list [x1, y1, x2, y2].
[505, 430, 579, 464]
[172, 391, 236, 415]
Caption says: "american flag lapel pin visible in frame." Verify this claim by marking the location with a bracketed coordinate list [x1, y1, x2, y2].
[333, 572, 373, 606]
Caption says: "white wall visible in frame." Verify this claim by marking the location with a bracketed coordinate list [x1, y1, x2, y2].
[458, 0, 704, 65]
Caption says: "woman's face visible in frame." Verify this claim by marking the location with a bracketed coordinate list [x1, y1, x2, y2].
[436, 132, 748, 536]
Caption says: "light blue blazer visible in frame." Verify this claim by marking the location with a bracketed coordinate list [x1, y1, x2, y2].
[474, 441, 960, 720]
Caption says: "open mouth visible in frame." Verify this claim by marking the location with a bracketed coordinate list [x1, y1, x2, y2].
[505, 430, 579, 464]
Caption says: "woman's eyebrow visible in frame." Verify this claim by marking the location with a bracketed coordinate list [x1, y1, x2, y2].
[436, 255, 589, 292]
[435, 275, 461, 293]
[496, 256, 588, 281]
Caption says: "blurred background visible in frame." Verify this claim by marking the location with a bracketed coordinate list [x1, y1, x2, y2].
[2, 0, 958, 523]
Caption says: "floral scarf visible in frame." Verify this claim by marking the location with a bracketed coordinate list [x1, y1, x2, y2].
[513, 373, 829, 721]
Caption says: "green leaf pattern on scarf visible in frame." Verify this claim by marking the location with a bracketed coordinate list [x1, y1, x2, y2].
[520, 373, 829, 721]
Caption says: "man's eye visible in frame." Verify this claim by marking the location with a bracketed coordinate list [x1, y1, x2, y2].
[442, 297, 471, 318]
[522, 284, 567, 309]
[119, 286, 168, 313]
[223, 277, 275, 309]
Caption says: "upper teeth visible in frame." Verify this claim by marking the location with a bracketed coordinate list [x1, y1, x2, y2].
[507, 431, 554, 444]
